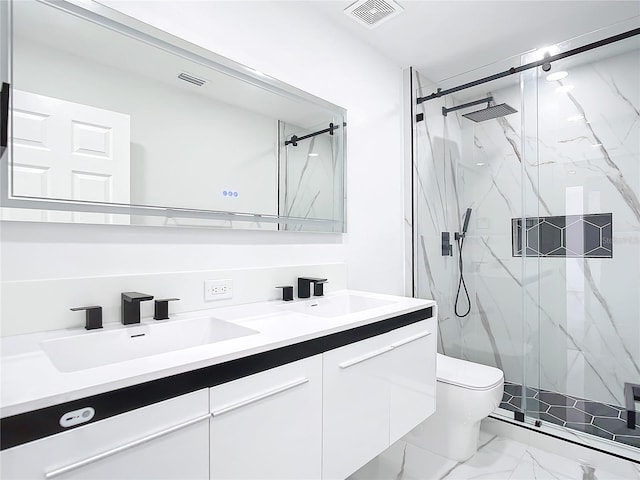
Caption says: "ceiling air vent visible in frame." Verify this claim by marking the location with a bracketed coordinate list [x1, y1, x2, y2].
[344, 0, 403, 29]
[177, 72, 207, 87]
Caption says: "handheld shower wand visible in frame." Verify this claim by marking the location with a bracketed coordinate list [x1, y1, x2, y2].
[455, 208, 472, 317]
[456, 208, 472, 240]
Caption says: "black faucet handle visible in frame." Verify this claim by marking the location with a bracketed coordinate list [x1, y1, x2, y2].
[70, 306, 103, 330]
[276, 286, 294, 301]
[122, 292, 154, 303]
[313, 279, 328, 297]
[154, 298, 180, 320]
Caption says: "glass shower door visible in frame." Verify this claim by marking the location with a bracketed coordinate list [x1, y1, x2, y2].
[412, 64, 537, 417]
[522, 24, 640, 450]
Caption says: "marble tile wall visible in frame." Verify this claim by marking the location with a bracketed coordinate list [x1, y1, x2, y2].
[414, 43, 639, 407]
[413, 73, 472, 363]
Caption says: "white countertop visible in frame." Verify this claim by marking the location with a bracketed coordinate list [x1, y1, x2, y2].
[1, 290, 435, 418]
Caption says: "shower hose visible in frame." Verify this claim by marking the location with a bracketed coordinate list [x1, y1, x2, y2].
[454, 234, 471, 317]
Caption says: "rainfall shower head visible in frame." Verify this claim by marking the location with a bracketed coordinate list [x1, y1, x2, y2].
[462, 103, 517, 122]
[442, 95, 517, 122]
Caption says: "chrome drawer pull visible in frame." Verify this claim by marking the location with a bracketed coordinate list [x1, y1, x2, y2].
[44, 413, 211, 479]
[211, 377, 309, 417]
[390, 330, 431, 349]
[339, 345, 394, 369]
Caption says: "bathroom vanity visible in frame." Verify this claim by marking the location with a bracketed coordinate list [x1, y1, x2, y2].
[0, 291, 437, 480]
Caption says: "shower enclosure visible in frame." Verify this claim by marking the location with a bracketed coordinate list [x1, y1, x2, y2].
[412, 20, 639, 459]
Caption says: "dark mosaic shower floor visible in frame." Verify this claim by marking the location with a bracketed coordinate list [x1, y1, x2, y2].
[500, 381, 640, 449]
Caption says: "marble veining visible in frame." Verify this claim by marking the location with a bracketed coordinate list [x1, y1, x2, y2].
[563, 85, 640, 223]
[495, 114, 552, 216]
[581, 261, 640, 377]
[348, 428, 637, 480]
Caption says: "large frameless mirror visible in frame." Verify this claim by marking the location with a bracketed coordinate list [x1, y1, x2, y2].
[0, 0, 346, 231]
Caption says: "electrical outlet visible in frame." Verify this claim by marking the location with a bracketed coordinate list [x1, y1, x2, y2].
[204, 279, 233, 301]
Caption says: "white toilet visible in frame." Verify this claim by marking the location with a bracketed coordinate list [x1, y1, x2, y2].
[406, 353, 504, 461]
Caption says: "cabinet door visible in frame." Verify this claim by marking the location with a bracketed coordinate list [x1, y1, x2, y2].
[1, 389, 210, 480]
[209, 355, 322, 480]
[388, 319, 436, 443]
[322, 332, 394, 480]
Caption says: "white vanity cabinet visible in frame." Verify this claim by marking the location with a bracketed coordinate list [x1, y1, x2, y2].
[209, 355, 323, 480]
[322, 319, 436, 480]
[388, 321, 437, 443]
[0, 389, 210, 480]
[1, 303, 436, 480]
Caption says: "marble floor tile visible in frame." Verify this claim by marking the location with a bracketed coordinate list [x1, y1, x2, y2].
[438, 436, 523, 480]
[349, 440, 459, 480]
[348, 429, 636, 480]
[508, 461, 569, 480]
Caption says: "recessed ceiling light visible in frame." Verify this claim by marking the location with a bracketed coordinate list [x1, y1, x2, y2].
[567, 115, 584, 122]
[591, 143, 602, 148]
[308, 153, 319, 157]
[546, 71, 569, 81]
[556, 85, 574, 93]
[476, 162, 486, 166]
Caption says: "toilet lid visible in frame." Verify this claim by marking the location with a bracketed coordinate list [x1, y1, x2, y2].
[437, 354, 504, 391]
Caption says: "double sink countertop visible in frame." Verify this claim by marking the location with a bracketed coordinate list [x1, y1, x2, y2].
[1, 290, 435, 418]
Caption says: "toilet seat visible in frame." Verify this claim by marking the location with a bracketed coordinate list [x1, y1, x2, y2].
[436, 354, 504, 391]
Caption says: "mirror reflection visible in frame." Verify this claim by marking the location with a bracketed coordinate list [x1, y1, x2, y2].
[5, 0, 346, 231]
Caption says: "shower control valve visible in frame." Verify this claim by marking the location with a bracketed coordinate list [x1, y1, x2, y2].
[441, 232, 453, 256]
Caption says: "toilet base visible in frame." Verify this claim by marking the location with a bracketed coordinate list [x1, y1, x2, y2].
[404, 411, 482, 462]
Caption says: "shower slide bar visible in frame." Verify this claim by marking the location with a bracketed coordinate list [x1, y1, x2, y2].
[284, 122, 344, 147]
[417, 27, 640, 104]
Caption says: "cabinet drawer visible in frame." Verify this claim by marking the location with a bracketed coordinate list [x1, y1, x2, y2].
[1, 389, 210, 480]
[210, 355, 322, 480]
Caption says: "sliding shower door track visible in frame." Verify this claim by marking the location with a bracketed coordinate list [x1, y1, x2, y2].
[489, 412, 640, 464]
[417, 27, 640, 103]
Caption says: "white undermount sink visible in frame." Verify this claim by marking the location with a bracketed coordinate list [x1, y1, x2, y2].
[280, 293, 394, 318]
[41, 317, 259, 372]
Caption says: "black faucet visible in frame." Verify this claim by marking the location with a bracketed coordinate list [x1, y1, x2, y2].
[297, 277, 328, 299]
[121, 292, 154, 325]
[70, 305, 103, 330]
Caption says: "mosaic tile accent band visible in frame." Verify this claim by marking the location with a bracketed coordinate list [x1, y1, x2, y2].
[512, 213, 613, 258]
[500, 381, 640, 449]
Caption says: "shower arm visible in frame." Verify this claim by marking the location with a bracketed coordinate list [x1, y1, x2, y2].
[442, 97, 492, 117]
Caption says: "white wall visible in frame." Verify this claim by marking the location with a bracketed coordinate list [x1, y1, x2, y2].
[0, 1, 406, 334]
